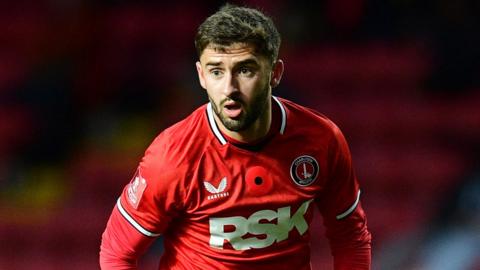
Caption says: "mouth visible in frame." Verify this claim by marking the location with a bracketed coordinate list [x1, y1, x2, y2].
[223, 100, 243, 119]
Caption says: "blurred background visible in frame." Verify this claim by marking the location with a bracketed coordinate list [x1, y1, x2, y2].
[0, 0, 479, 269]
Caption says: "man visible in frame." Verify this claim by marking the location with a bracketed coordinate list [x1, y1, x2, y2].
[100, 4, 371, 270]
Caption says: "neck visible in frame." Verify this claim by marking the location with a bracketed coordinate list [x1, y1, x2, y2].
[215, 98, 272, 143]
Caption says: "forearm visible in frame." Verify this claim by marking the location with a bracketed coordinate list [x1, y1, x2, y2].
[332, 236, 371, 270]
[100, 206, 156, 269]
[325, 204, 372, 270]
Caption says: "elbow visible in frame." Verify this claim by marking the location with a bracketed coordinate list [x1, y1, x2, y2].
[99, 230, 138, 270]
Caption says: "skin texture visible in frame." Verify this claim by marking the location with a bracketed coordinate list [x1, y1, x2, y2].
[196, 42, 284, 143]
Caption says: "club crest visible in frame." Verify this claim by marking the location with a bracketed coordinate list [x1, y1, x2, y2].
[290, 155, 319, 186]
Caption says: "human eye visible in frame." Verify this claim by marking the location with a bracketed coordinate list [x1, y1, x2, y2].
[238, 66, 254, 77]
[209, 69, 223, 78]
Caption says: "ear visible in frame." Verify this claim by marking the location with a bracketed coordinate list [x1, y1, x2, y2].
[270, 59, 284, 88]
[196, 61, 207, 90]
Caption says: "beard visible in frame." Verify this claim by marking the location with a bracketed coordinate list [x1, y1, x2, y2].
[209, 84, 270, 132]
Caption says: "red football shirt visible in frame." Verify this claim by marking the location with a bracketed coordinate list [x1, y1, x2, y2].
[100, 97, 371, 269]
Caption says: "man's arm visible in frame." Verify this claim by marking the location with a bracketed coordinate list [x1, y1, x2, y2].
[322, 200, 371, 270]
[100, 134, 180, 269]
[317, 124, 372, 270]
[100, 202, 158, 269]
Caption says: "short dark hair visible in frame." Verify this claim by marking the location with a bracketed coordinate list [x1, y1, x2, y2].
[195, 4, 281, 65]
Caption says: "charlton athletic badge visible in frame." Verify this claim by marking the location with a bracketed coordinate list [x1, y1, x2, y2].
[290, 155, 319, 186]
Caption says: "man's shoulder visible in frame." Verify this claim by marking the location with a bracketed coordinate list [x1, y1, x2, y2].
[134, 105, 210, 192]
[279, 97, 340, 135]
[162, 104, 209, 140]
[144, 104, 211, 164]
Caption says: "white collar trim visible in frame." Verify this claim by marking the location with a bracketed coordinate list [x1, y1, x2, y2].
[206, 96, 287, 145]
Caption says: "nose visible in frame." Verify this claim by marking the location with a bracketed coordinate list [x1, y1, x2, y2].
[223, 73, 239, 97]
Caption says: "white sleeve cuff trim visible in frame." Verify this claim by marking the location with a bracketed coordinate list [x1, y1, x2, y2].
[116, 198, 161, 237]
[336, 190, 361, 220]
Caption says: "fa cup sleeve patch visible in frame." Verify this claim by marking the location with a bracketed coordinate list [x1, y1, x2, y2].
[127, 168, 147, 209]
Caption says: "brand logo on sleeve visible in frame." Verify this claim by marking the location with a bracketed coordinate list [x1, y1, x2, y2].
[127, 169, 147, 209]
[290, 155, 319, 186]
[204, 177, 229, 200]
[209, 199, 313, 250]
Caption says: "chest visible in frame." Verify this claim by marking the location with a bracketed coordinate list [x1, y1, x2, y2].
[186, 140, 330, 218]
[177, 139, 330, 251]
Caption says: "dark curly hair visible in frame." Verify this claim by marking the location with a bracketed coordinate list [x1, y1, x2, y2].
[195, 3, 281, 66]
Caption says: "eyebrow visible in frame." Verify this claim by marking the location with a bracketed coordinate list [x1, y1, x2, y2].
[236, 59, 260, 67]
[205, 58, 260, 68]
[205, 61, 222, 67]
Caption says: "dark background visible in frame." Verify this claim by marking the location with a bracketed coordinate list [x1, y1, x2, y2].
[1, 0, 479, 269]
